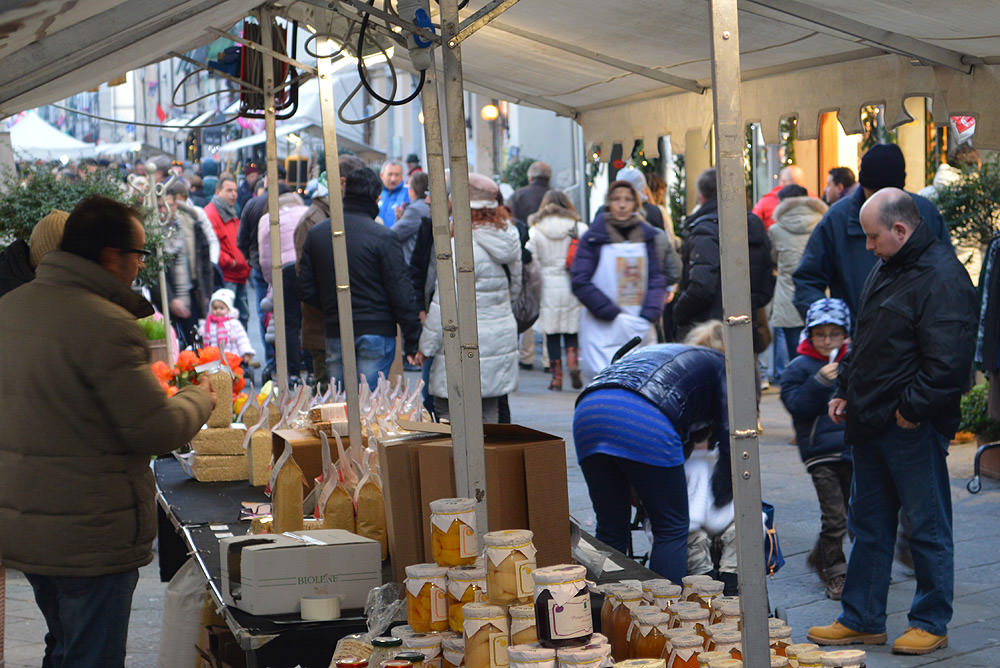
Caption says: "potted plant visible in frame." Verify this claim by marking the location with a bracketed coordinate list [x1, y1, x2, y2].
[959, 382, 1000, 480]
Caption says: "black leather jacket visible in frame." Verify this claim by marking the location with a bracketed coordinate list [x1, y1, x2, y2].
[836, 220, 978, 442]
[577, 344, 733, 505]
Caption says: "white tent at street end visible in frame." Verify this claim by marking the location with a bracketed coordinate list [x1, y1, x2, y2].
[5, 112, 94, 160]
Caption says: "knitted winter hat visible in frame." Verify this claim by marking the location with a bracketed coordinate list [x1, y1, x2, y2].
[615, 167, 649, 201]
[29, 209, 69, 267]
[859, 143, 905, 192]
[468, 172, 499, 209]
[209, 288, 236, 314]
[805, 298, 851, 337]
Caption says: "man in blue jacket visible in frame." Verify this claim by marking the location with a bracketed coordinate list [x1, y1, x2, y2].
[792, 144, 951, 324]
[377, 159, 409, 228]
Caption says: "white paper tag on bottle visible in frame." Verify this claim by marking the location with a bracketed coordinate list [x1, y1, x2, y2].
[516, 561, 536, 598]
[489, 632, 510, 668]
[431, 586, 449, 622]
[460, 522, 479, 558]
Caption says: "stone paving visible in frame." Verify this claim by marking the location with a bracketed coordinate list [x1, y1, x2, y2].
[4, 363, 1000, 667]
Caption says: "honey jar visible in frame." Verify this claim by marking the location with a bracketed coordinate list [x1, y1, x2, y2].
[645, 581, 682, 613]
[661, 629, 696, 660]
[707, 629, 740, 658]
[795, 651, 824, 668]
[665, 634, 702, 668]
[714, 601, 740, 630]
[819, 650, 866, 667]
[665, 603, 701, 630]
[696, 652, 730, 667]
[404, 634, 443, 668]
[674, 607, 710, 646]
[784, 644, 818, 667]
[704, 659, 740, 668]
[443, 635, 466, 668]
[431, 498, 479, 567]
[770, 657, 789, 668]
[483, 530, 537, 606]
[641, 579, 673, 604]
[463, 603, 510, 668]
[680, 576, 714, 602]
[600, 585, 629, 634]
[556, 645, 609, 668]
[707, 598, 737, 625]
[533, 565, 593, 649]
[628, 610, 670, 659]
[509, 605, 539, 646]
[508, 645, 557, 668]
[609, 588, 644, 660]
[406, 564, 450, 632]
[768, 623, 792, 657]
[448, 566, 489, 633]
[691, 582, 724, 612]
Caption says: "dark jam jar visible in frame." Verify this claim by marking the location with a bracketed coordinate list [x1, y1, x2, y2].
[532, 564, 593, 649]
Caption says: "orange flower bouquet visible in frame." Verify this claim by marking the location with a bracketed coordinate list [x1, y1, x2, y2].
[150, 346, 248, 411]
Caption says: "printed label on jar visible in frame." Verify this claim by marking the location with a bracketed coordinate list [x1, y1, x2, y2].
[547, 597, 593, 639]
[475, 589, 489, 603]
[431, 587, 449, 622]
[516, 561, 536, 598]
[460, 523, 479, 558]
[489, 631, 510, 668]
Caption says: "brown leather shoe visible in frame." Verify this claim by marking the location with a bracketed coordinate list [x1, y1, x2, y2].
[807, 621, 887, 646]
[892, 627, 948, 655]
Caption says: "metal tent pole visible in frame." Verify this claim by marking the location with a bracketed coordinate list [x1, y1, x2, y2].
[316, 37, 362, 452]
[260, 8, 289, 392]
[439, 0, 488, 527]
[708, 1, 770, 666]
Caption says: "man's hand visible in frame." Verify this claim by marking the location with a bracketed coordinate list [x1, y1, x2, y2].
[419, 310, 427, 325]
[169, 298, 191, 319]
[828, 397, 847, 424]
[407, 352, 425, 366]
[895, 409, 919, 430]
[395, 203, 405, 220]
[196, 373, 218, 409]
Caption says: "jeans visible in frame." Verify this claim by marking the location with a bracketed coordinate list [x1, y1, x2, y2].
[579, 453, 689, 582]
[778, 326, 803, 362]
[808, 460, 853, 579]
[838, 423, 953, 636]
[326, 334, 396, 391]
[223, 280, 251, 335]
[26, 569, 140, 668]
[249, 268, 275, 374]
[545, 332, 579, 363]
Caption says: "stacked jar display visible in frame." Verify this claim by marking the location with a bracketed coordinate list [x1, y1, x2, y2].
[532, 564, 593, 649]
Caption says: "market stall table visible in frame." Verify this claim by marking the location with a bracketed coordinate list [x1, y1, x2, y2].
[154, 457, 368, 668]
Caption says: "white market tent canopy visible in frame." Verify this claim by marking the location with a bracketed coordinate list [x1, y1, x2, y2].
[6, 112, 95, 160]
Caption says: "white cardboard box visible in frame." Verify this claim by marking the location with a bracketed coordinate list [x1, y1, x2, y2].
[220, 529, 381, 615]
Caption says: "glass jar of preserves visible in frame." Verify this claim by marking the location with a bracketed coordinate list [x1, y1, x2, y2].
[707, 630, 740, 658]
[715, 602, 740, 630]
[431, 498, 479, 567]
[708, 598, 737, 625]
[784, 644, 818, 667]
[661, 629, 696, 660]
[666, 603, 701, 630]
[406, 564, 450, 632]
[680, 576, 713, 602]
[600, 585, 628, 635]
[674, 608, 710, 646]
[696, 652, 729, 667]
[483, 530, 537, 606]
[609, 588, 644, 660]
[625, 607, 658, 657]
[629, 611, 670, 659]
[703, 623, 736, 649]
[404, 634, 443, 668]
[556, 645, 608, 668]
[510, 605, 539, 646]
[641, 579, 673, 604]
[795, 651, 825, 668]
[691, 582, 724, 612]
[533, 565, 593, 649]
[665, 634, 702, 668]
[819, 650, 866, 667]
[770, 657, 789, 668]
[397, 652, 427, 668]
[463, 603, 510, 668]
[508, 645, 557, 668]
[614, 659, 665, 668]
[448, 566, 489, 633]
[372, 636, 405, 668]
[443, 635, 466, 668]
[646, 582, 682, 613]
[768, 624, 792, 657]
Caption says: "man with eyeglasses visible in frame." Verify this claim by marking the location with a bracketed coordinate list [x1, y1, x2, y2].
[0, 195, 216, 668]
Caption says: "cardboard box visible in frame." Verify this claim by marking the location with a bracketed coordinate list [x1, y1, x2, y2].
[272, 428, 364, 492]
[379, 424, 571, 583]
[220, 529, 381, 616]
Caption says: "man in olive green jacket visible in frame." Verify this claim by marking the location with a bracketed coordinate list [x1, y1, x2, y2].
[0, 195, 215, 668]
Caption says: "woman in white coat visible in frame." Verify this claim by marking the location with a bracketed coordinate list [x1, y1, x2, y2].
[419, 173, 522, 423]
[525, 190, 588, 390]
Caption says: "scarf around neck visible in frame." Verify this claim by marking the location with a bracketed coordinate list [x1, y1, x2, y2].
[211, 195, 237, 221]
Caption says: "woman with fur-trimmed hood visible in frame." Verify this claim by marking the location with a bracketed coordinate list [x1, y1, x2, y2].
[526, 191, 588, 390]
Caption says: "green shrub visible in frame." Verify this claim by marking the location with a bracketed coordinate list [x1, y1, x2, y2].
[501, 157, 536, 190]
[959, 383, 1000, 442]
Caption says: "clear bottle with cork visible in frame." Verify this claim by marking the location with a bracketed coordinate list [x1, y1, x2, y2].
[483, 530, 537, 606]
[405, 564, 450, 632]
[431, 498, 479, 567]
[463, 603, 510, 668]
[448, 566, 488, 633]
[532, 565, 593, 649]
